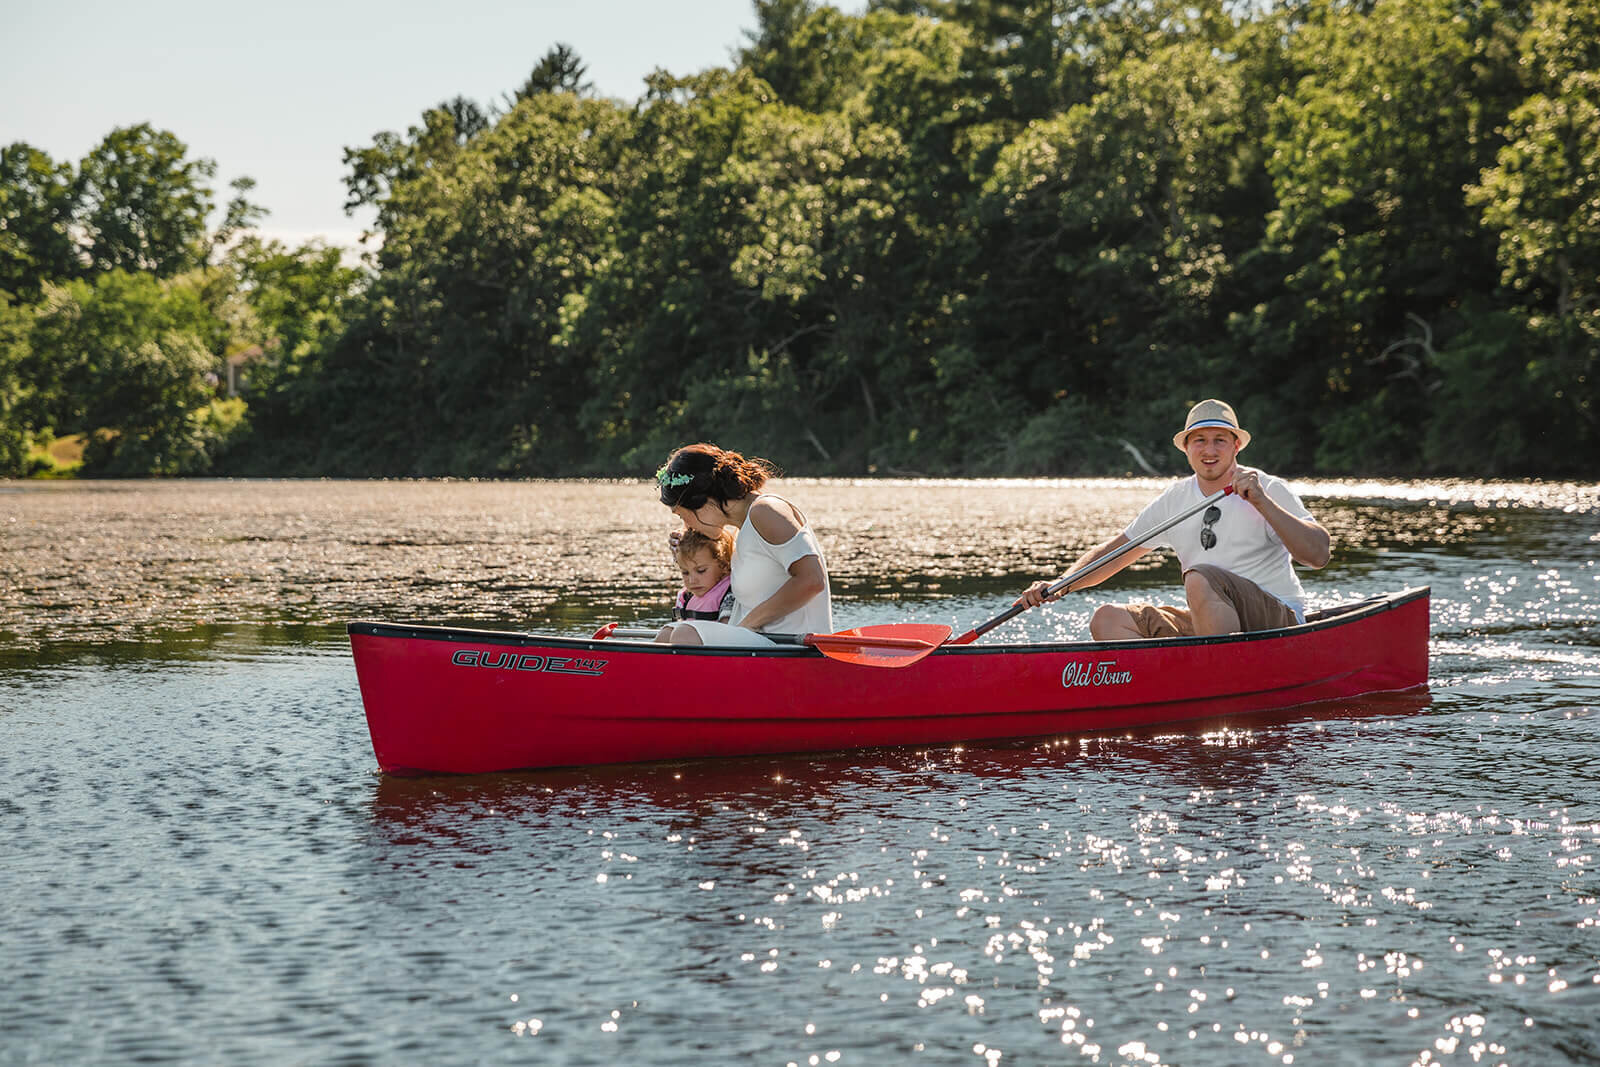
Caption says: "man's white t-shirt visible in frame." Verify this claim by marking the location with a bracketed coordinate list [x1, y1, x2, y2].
[1121, 468, 1313, 619]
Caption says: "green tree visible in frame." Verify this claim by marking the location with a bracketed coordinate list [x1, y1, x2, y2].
[0, 143, 81, 299]
[23, 270, 233, 474]
[286, 88, 630, 474]
[716, 104, 912, 467]
[975, 33, 1254, 470]
[0, 295, 34, 474]
[173, 0, 1599, 480]
[227, 236, 364, 369]
[342, 98, 490, 223]
[213, 176, 268, 251]
[515, 43, 593, 100]
[1456, 0, 1600, 469]
[1230, 0, 1510, 472]
[562, 68, 781, 468]
[73, 124, 218, 277]
[1422, 304, 1566, 475]
[1469, 0, 1599, 327]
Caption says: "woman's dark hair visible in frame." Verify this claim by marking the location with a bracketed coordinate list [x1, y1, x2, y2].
[656, 443, 779, 510]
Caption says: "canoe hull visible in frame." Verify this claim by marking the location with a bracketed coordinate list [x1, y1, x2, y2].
[349, 588, 1430, 774]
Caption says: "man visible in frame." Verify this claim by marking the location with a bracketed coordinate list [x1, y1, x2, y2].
[1016, 399, 1331, 638]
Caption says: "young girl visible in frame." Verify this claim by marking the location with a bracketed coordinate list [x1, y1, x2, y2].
[669, 528, 735, 623]
[654, 442, 832, 647]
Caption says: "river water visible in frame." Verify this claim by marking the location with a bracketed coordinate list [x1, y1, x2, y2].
[2, 478, 1597, 1065]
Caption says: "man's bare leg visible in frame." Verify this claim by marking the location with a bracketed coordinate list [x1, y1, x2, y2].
[1090, 604, 1146, 641]
[1185, 570, 1241, 635]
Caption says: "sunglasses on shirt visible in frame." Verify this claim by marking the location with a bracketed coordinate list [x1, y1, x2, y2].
[1200, 504, 1222, 550]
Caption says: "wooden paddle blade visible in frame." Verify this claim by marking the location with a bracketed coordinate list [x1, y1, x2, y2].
[804, 623, 953, 668]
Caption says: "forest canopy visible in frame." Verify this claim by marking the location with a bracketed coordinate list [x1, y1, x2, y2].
[2, 0, 1596, 479]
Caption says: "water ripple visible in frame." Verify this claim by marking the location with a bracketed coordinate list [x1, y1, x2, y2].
[2, 479, 1597, 1063]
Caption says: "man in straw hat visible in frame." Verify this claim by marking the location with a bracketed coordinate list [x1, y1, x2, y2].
[1015, 399, 1330, 638]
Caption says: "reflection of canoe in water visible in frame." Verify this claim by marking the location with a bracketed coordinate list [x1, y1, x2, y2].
[349, 587, 1430, 775]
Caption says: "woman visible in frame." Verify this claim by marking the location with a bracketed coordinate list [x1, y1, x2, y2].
[654, 443, 831, 646]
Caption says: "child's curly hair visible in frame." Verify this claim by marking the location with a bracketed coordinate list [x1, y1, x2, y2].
[672, 527, 735, 569]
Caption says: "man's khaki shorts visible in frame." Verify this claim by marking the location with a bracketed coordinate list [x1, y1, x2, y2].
[1127, 564, 1299, 638]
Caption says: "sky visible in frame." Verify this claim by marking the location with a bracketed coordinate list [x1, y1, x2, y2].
[3, 0, 862, 249]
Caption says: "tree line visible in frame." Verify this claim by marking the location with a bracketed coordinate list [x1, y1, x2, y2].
[2, 0, 1596, 479]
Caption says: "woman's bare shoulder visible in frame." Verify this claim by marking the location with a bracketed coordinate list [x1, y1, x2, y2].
[748, 495, 804, 541]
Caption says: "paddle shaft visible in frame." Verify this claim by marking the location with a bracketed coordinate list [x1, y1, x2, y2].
[764, 631, 945, 651]
[805, 634, 933, 651]
[597, 624, 950, 655]
[950, 485, 1235, 645]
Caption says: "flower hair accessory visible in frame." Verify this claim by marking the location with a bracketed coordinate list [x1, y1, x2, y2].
[655, 465, 694, 488]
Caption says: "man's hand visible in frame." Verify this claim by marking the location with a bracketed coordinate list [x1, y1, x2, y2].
[1014, 579, 1059, 608]
[1233, 468, 1264, 506]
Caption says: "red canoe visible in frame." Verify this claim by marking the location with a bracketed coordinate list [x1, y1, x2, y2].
[348, 587, 1430, 775]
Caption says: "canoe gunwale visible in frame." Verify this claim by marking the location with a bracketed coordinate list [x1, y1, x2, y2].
[346, 586, 1429, 658]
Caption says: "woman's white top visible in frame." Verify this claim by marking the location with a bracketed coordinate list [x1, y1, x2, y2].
[728, 494, 833, 634]
[680, 494, 832, 646]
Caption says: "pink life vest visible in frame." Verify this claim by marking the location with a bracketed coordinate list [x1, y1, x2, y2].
[673, 574, 733, 620]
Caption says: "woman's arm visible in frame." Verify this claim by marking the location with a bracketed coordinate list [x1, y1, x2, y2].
[737, 497, 826, 630]
[738, 555, 827, 631]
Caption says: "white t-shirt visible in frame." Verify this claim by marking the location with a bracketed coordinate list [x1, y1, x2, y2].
[728, 495, 833, 634]
[1122, 469, 1313, 617]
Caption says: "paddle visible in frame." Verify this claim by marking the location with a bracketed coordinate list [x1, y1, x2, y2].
[785, 623, 954, 668]
[949, 485, 1235, 645]
[592, 620, 953, 668]
[591, 624, 660, 639]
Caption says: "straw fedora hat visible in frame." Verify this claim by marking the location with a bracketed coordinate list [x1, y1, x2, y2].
[1173, 399, 1251, 451]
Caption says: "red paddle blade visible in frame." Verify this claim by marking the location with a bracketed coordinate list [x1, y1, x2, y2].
[804, 623, 954, 668]
[851, 623, 954, 644]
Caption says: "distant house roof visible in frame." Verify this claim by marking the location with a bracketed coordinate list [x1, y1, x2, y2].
[227, 344, 265, 369]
